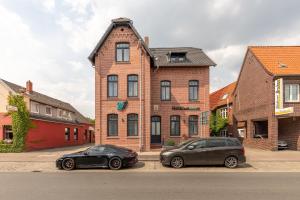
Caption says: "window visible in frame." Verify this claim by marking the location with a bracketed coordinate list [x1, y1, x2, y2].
[57, 109, 62, 118]
[65, 128, 70, 141]
[127, 114, 138, 136]
[189, 80, 199, 101]
[30, 101, 39, 113]
[45, 106, 52, 116]
[220, 129, 228, 137]
[285, 84, 299, 102]
[170, 52, 186, 63]
[84, 129, 88, 140]
[170, 115, 180, 136]
[74, 128, 78, 140]
[128, 75, 138, 97]
[200, 111, 209, 125]
[108, 75, 118, 97]
[108, 114, 118, 136]
[190, 140, 207, 149]
[161, 81, 171, 101]
[220, 108, 228, 119]
[151, 116, 161, 136]
[207, 139, 227, 148]
[116, 43, 130, 62]
[253, 120, 268, 138]
[189, 115, 198, 136]
[87, 146, 106, 154]
[4, 125, 13, 140]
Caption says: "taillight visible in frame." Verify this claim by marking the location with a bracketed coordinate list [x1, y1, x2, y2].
[241, 147, 245, 155]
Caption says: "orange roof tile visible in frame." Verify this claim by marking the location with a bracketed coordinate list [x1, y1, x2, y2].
[249, 46, 300, 75]
[210, 82, 236, 110]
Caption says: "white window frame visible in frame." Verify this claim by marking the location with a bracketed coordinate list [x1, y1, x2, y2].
[45, 106, 52, 116]
[220, 108, 228, 119]
[285, 84, 300, 102]
[30, 101, 40, 114]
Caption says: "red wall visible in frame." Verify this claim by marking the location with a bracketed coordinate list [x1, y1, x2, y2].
[26, 119, 93, 151]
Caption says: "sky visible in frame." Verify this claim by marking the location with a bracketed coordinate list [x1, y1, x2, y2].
[1, 0, 300, 118]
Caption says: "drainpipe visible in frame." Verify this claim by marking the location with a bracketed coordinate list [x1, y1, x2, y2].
[139, 39, 143, 151]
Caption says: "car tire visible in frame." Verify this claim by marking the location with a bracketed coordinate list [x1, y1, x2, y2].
[62, 158, 75, 170]
[224, 156, 238, 168]
[170, 156, 184, 168]
[109, 157, 122, 170]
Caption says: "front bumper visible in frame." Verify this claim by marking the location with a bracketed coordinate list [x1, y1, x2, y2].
[56, 159, 63, 169]
[160, 154, 172, 166]
[124, 156, 138, 167]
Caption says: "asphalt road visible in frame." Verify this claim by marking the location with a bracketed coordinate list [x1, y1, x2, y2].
[0, 172, 299, 200]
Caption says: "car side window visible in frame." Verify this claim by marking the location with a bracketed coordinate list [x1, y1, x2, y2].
[88, 146, 105, 153]
[207, 139, 226, 148]
[226, 139, 240, 146]
[190, 140, 207, 149]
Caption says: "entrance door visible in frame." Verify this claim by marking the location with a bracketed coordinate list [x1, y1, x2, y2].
[151, 116, 161, 144]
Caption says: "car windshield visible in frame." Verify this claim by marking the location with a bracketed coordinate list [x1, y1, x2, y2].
[177, 139, 193, 147]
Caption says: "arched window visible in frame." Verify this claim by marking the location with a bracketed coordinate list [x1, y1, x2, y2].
[107, 75, 118, 97]
[107, 114, 118, 136]
[127, 114, 138, 136]
[161, 81, 171, 101]
[170, 115, 180, 136]
[189, 115, 198, 136]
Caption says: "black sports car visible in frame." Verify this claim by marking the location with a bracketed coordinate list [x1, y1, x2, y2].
[56, 145, 138, 170]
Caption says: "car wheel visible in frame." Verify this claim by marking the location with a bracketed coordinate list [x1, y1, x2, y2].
[170, 156, 184, 168]
[109, 157, 122, 170]
[224, 156, 238, 168]
[62, 158, 75, 170]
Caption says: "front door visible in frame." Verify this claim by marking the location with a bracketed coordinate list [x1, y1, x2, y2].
[151, 116, 161, 144]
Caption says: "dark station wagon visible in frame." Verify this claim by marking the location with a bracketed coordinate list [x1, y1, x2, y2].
[160, 137, 246, 168]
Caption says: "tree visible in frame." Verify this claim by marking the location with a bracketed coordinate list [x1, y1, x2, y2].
[210, 110, 228, 136]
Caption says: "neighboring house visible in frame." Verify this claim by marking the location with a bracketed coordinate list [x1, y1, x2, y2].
[233, 46, 300, 151]
[89, 18, 216, 151]
[0, 79, 94, 151]
[210, 82, 236, 137]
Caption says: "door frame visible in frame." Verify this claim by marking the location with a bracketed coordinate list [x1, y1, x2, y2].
[151, 116, 161, 144]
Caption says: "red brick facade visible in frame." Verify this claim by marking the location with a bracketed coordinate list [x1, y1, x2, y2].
[233, 47, 300, 151]
[93, 19, 212, 151]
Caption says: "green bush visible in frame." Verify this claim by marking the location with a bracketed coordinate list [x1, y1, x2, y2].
[165, 139, 176, 146]
[0, 95, 32, 153]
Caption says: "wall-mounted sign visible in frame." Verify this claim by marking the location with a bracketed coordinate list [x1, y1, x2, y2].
[6, 105, 18, 112]
[172, 106, 200, 111]
[275, 78, 293, 116]
[117, 101, 128, 111]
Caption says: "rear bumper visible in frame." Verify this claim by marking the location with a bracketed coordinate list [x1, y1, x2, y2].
[56, 159, 63, 169]
[124, 156, 138, 167]
[238, 155, 246, 164]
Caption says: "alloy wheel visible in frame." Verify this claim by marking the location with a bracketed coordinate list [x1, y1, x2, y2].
[109, 157, 122, 170]
[224, 156, 238, 168]
[170, 156, 184, 168]
[62, 158, 75, 170]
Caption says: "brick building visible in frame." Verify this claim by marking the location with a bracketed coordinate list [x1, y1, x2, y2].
[233, 46, 300, 150]
[210, 82, 236, 136]
[0, 79, 94, 151]
[89, 18, 216, 151]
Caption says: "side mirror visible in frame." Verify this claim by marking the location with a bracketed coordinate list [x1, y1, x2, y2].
[187, 145, 195, 150]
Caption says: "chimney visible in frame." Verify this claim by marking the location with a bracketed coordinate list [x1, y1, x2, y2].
[26, 80, 33, 93]
[144, 36, 149, 46]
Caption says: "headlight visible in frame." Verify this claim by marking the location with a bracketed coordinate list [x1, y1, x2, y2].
[161, 151, 173, 156]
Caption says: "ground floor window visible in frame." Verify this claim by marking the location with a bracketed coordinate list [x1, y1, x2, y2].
[4, 125, 13, 140]
[74, 128, 78, 140]
[253, 120, 268, 138]
[108, 114, 118, 136]
[127, 114, 138, 136]
[189, 115, 198, 136]
[65, 128, 70, 141]
[220, 128, 228, 137]
[170, 115, 180, 136]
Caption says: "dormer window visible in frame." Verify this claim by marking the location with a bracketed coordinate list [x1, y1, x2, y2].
[116, 43, 130, 62]
[170, 52, 186, 63]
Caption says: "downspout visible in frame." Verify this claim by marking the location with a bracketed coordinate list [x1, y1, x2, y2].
[139, 39, 143, 151]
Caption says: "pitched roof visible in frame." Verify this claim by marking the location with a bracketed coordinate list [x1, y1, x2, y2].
[210, 82, 236, 110]
[150, 47, 216, 67]
[0, 79, 89, 124]
[249, 46, 300, 75]
[88, 17, 153, 64]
